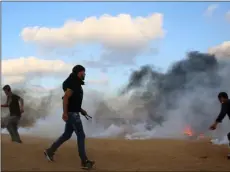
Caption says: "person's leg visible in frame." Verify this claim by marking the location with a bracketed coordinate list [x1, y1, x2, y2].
[1, 116, 7, 129]
[71, 113, 94, 169]
[47, 120, 74, 153]
[71, 113, 88, 163]
[10, 117, 22, 143]
[5, 116, 19, 142]
[44, 118, 74, 161]
[6, 124, 15, 141]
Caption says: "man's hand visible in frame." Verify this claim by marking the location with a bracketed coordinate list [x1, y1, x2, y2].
[62, 112, 68, 121]
[81, 109, 88, 116]
[209, 122, 218, 130]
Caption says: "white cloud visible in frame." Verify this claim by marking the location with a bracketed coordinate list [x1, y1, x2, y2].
[3, 76, 26, 84]
[87, 79, 108, 85]
[2, 57, 73, 84]
[2, 56, 72, 76]
[86, 73, 109, 85]
[208, 41, 230, 58]
[21, 13, 165, 67]
[204, 4, 219, 17]
[2, 57, 109, 86]
[226, 11, 230, 22]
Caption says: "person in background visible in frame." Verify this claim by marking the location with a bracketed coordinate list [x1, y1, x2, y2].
[1, 85, 24, 143]
[44, 65, 95, 170]
[210, 92, 230, 159]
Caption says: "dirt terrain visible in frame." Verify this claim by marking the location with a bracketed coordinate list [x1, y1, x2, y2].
[1, 134, 230, 171]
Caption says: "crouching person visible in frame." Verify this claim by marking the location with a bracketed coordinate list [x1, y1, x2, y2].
[210, 92, 230, 159]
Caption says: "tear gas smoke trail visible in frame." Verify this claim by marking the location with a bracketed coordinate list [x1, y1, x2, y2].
[1, 51, 229, 141]
[121, 51, 230, 136]
[1, 86, 62, 128]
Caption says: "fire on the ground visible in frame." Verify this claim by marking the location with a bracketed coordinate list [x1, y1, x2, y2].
[183, 125, 205, 139]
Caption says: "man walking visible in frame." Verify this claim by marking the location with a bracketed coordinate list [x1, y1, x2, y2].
[1, 85, 24, 143]
[210, 92, 230, 159]
[44, 65, 95, 169]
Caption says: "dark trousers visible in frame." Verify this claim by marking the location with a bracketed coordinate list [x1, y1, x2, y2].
[48, 112, 88, 162]
[2, 116, 22, 142]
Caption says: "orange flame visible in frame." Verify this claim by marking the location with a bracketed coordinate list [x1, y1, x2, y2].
[183, 126, 205, 139]
[183, 126, 193, 136]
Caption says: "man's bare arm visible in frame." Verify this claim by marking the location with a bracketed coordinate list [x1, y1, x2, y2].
[19, 97, 24, 110]
[63, 89, 73, 114]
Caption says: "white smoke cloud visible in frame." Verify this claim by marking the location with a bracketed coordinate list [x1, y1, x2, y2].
[2, 50, 229, 144]
[208, 41, 230, 58]
[3, 76, 26, 84]
[86, 73, 109, 85]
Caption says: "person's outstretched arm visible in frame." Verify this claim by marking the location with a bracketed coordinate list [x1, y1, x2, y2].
[210, 103, 227, 130]
[1, 96, 9, 107]
[216, 103, 227, 123]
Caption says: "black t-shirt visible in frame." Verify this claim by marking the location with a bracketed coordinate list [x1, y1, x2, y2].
[62, 74, 84, 113]
[7, 93, 21, 117]
[216, 99, 230, 123]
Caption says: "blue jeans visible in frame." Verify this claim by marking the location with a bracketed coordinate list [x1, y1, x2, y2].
[48, 112, 88, 162]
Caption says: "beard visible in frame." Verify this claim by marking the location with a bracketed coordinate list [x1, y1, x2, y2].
[81, 75, 85, 81]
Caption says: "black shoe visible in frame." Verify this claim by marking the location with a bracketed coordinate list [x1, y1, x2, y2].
[44, 149, 54, 162]
[227, 153, 230, 160]
[81, 160, 95, 170]
[12, 140, 22, 143]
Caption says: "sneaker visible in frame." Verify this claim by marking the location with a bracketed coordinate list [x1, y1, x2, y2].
[81, 160, 95, 170]
[44, 149, 54, 162]
[12, 140, 22, 143]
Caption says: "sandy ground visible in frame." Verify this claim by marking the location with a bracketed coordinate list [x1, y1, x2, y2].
[1, 134, 230, 171]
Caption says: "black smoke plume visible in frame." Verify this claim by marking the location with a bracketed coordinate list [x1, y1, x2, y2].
[121, 51, 229, 135]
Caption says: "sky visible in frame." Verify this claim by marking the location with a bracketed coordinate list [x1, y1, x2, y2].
[2, 2, 230, 93]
